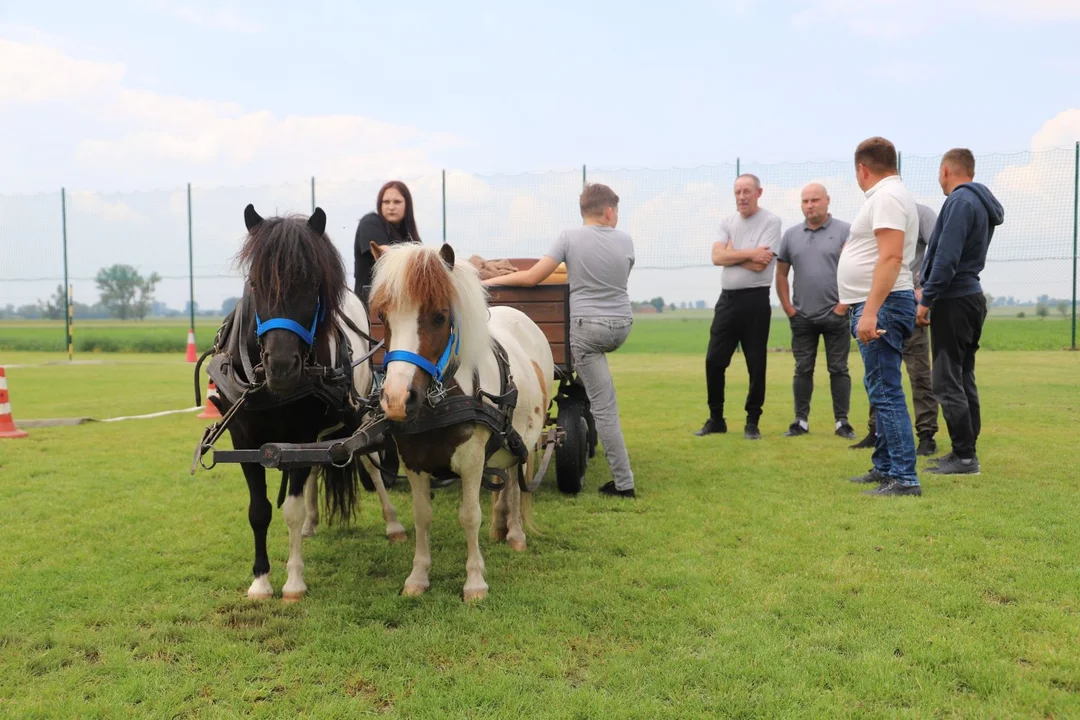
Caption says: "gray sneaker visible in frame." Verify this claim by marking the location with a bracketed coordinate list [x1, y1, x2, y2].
[850, 468, 888, 484]
[926, 451, 956, 467]
[927, 454, 980, 475]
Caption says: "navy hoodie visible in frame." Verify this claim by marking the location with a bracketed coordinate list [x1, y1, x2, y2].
[919, 182, 1004, 307]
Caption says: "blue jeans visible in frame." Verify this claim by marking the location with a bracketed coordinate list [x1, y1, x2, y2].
[850, 291, 919, 487]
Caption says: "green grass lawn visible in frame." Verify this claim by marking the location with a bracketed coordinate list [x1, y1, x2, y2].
[1, 319, 1079, 717]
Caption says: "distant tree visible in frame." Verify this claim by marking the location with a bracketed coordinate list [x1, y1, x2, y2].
[650, 297, 665, 313]
[1057, 301, 1069, 317]
[221, 297, 241, 316]
[1017, 311, 1026, 318]
[37, 284, 67, 320]
[984, 293, 994, 307]
[95, 264, 160, 320]
[1035, 302, 1050, 318]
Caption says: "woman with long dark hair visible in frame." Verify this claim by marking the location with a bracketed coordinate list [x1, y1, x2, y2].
[354, 180, 422, 302]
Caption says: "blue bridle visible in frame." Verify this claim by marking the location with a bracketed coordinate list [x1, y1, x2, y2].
[255, 296, 324, 347]
[382, 314, 460, 384]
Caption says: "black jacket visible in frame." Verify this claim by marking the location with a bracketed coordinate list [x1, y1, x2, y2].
[353, 212, 415, 302]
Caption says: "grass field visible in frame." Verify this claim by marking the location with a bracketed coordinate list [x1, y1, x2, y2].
[2, 319, 1079, 717]
[2, 309, 1077, 353]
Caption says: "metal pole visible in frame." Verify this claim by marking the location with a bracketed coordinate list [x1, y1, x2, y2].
[68, 284, 74, 361]
[582, 163, 586, 188]
[311, 176, 316, 212]
[1072, 141, 1078, 350]
[736, 157, 740, 177]
[442, 169, 447, 244]
[61, 187, 71, 360]
[898, 150, 903, 176]
[187, 182, 195, 337]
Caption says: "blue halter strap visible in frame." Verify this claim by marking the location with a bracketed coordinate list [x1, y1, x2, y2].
[254, 296, 324, 346]
[383, 314, 460, 383]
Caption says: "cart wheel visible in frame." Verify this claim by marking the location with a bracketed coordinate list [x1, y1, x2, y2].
[555, 397, 589, 494]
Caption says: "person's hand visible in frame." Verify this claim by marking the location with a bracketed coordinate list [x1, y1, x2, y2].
[743, 260, 768, 272]
[783, 303, 797, 318]
[856, 310, 885, 344]
[916, 304, 931, 327]
[750, 247, 775, 265]
[833, 303, 849, 316]
[914, 287, 923, 302]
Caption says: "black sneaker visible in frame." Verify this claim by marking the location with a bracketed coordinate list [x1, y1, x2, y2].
[744, 423, 762, 440]
[598, 480, 635, 498]
[916, 435, 937, 456]
[835, 421, 857, 440]
[863, 480, 922, 496]
[850, 468, 888, 484]
[694, 418, 727, 436]
[784, 421, 809, 437]
[927, 454, 980, 475]
[926, 451, 956, 467]
[850, 431, 876, 449]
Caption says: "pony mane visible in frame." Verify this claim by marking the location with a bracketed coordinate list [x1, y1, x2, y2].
[368, 243, 491, 374]
[234, 214, 347, 325]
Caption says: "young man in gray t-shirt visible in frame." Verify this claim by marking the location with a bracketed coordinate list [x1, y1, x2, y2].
[695, 173, 782, 440]
[483, 183, 636, 498]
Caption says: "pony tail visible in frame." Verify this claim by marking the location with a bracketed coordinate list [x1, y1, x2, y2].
[317, 463, 360, 525]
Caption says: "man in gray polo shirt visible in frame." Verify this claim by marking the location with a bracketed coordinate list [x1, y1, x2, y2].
[775, 183, 856, 440]
[851, 202, 941, 456]
[695, 173, 782, 440]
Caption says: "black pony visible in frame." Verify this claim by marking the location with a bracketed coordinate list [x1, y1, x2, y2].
[203, 204, 407, 602]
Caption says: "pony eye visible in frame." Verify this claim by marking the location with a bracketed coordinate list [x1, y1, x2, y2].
[432, 312, 446, 326]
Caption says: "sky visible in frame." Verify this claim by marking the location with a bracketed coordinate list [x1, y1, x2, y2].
[2, 0, 1080, 311]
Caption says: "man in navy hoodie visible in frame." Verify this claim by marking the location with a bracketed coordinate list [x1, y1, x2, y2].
[916, 148, 1004, 475]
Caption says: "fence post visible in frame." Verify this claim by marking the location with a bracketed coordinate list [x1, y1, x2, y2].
[736, 157, 740, 177]
[311, 176, 316, 213]
[187, 182, 195, 342]
[441, 169, 447, 244]
[1072, 141, 1078, 351]
[898, 150, 902, 176]
[582, 164, 586, 188]
[61, 187, 71, 360]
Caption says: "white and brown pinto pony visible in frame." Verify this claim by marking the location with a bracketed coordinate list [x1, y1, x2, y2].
[367, 241, 555, 601]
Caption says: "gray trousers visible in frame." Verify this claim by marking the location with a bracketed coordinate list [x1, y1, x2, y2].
[790, 312, 852, 423]
[868, 323, 939, 438]
[569, 316, 634, 491]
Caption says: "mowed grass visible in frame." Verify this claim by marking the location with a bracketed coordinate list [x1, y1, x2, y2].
[2, 310, 1077, 353]
[1, 320, 1079, 717]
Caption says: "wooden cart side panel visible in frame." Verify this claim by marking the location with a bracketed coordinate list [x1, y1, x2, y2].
[366, 282, 572, 372]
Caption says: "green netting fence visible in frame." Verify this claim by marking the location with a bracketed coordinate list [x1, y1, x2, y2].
[2, 144, 1078, 349]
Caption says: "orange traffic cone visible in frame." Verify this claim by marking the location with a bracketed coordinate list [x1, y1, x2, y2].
[198, 380, 222, 419]
[186, 328, 197, 362]
[0, 366, 29, 439]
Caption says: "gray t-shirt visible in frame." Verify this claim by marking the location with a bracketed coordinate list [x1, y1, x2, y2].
[776, 215, 852, 321]
[545, 225, 635, 319]
[913, 203, 937, 288]
[717, 208, 783, 290]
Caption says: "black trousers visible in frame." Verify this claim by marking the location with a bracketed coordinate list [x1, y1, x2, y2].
[705, 287, 771, 425]
[929, 292, 988, 459]
[790, 312, 851, 423]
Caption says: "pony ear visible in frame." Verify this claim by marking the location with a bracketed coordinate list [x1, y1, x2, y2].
[308, 207, 326, 236]
[244, 203, 264, 230]
[439, 243, 455, 270]
[370, 241, 383, 260]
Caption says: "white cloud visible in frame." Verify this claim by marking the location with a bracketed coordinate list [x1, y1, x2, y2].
[792, 0, 1080, 39]
[1030, 108, 1080, 151]
[131, 0, 265, 33]
[0, 38, 463, 192]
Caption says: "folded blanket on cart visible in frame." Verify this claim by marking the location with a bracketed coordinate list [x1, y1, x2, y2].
[468, 256, 519, 280]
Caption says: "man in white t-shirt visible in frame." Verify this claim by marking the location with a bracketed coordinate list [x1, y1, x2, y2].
[837, 136, 922, 497]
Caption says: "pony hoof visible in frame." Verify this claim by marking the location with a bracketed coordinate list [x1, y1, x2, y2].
[387, 530, 409, 544]
[401, 583, 428, 597]
[492, 528, 509, 542]
[301, 525, 317, 538]
[281, 591, 305, 604]
[247, 590, 273, 601]
[463, 587, 488, 602]
[508, 538, 527, 552]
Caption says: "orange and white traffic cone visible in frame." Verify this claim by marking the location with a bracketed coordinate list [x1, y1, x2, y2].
[198, 380, 222, 419]
[0, 366, 29, 439]
[186, 328, 198, 362]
